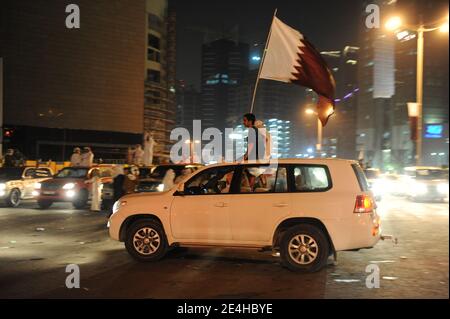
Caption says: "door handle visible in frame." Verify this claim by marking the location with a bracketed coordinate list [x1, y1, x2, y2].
[273, 203, 288, 207]
[214, 202, 228, 207]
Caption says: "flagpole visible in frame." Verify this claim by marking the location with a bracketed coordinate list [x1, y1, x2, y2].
[249, 8, 277, 113]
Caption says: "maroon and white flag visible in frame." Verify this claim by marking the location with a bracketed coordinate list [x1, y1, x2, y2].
[259, 17, 336, 126]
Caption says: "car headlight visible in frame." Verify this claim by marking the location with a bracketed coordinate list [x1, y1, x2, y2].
[411, 182, 427, 195]
[437, 183, 449, 194]
[112, 200, 127, 215]
[0, 183, 6, 190]
[157, 184, 165, 192]
[34, 182, 42, 189]
[65, 190, 76, 198]
[62, 183, 76, 190]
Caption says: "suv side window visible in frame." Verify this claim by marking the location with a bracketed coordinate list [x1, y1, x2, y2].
[239, 166, 288, 193]
[351, 164, 369, 191]
[293, 165, 331, 192]
[184, 166, 236, 195]
[24, 168, 35, 178]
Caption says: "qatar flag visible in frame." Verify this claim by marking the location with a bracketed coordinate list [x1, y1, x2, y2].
[259, 17, 336, 126]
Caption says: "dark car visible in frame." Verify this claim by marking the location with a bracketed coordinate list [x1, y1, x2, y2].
[36, 165, 113, 209]
[137, 164, 203, 193]
[404, 167, 449, 202]
[101, 166, 155, 211]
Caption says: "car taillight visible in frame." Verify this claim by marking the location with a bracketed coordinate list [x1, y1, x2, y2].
[354, 194, 376, 213]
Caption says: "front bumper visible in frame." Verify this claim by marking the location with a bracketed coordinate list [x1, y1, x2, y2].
[36, 189, 82, 202]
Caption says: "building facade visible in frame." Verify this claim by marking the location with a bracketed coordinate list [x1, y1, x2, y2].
[357, 0, 397, 170]
[175, 80, 201, 134]
[0, 0, 147, 161]
[145, 0, 177, 162]
[201, 38, 249, 133]
[394, 0, 449, 167]
[321, 46, 359, 160]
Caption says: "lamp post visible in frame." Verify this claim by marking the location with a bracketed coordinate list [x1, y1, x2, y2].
[385, 14, 449, 165]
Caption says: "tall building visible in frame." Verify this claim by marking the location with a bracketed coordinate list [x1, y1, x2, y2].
[0, 0, 146, 161]
[394, 0, 449, 167]
[201, 38, 249, 133]
[321, 46, 359, 160]
[146, 0, 177, 161]
[176, 80, 201, 134]
[357, 0, 397, 170]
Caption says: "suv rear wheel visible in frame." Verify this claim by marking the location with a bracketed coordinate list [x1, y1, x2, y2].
[280, 224, 329, 273]
[125, 219, 168, 262]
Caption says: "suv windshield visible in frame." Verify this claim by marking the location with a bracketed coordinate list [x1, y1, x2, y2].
[55, 168, 88, 178]
[0, 167, 24, 180]
[415, 169, 448, 180]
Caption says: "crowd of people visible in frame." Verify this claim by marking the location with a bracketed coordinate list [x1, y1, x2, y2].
[70, 146, 95, 167]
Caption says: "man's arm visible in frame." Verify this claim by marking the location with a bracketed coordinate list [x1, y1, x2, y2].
[245, 142, 255, 161]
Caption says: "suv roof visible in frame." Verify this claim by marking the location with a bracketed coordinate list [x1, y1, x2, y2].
[203, 158, 357, 169]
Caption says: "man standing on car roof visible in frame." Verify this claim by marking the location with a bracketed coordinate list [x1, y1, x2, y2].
[242, 113, 266, 162]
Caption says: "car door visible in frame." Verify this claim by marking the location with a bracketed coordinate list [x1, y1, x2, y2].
[21, 168, 36, 198]
[228, 165, 292, 243]
[22, 168, 53, 198]
[170, 166, 236, 242]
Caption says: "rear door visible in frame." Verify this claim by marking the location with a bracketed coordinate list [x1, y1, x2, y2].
[228, 164, 291, 243]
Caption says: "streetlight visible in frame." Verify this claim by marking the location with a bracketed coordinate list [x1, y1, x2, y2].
[385, 13, 449, 165]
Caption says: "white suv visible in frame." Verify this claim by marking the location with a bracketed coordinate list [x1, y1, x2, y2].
[108, 159, 381, 272]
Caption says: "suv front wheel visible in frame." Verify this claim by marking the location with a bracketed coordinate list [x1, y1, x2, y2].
[280, 224, 329, 273]
[125, 219, 168, 262]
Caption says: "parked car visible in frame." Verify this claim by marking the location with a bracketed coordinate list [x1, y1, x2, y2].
[404, 166, 449, 202]
[0, 166, 53, 207]
[108, 159, 382, 272]
[35, 165, 114, 209]
[137, 164, 203, 193]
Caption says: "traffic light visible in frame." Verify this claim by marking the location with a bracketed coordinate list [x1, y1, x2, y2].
[3, 128, 14, 139]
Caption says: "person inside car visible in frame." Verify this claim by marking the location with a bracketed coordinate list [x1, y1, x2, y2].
[123, 166, 139, 194]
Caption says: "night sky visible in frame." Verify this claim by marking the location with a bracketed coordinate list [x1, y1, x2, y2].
[170, 0, 365, 89]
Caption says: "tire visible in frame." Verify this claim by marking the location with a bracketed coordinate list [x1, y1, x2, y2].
[37, 199, 53, 209]
[72, 189, 88, 209]
[125, 219, 168, 262]
[280, 224, 330, 273]
[6, 189, 21, 208]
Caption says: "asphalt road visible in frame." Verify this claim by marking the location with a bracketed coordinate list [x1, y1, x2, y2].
[0, 196, 448, 299]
